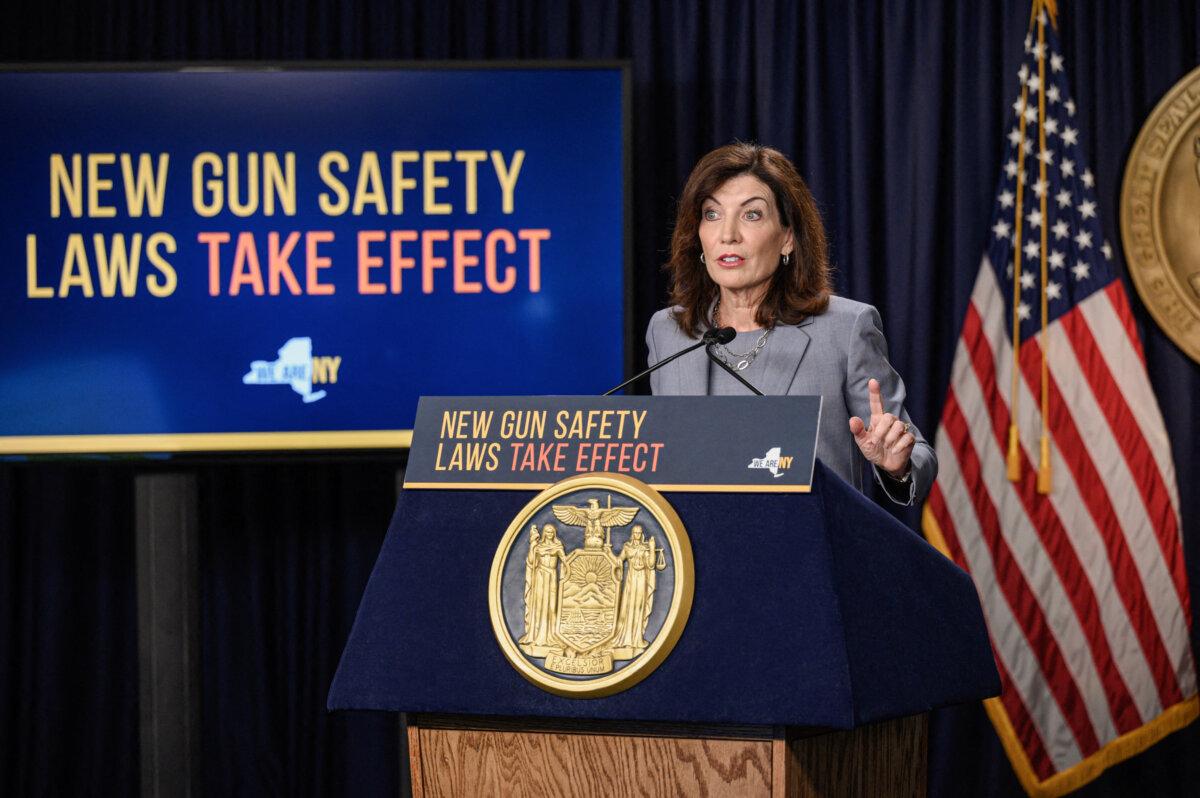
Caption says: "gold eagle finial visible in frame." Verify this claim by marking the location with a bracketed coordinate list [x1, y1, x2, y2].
[551, 496, 639, 548]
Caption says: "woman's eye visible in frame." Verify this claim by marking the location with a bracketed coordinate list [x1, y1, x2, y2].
[702, 209, 719, 221]
[744, 209, 763, 221]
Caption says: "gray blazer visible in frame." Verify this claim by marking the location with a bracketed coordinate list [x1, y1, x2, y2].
[646, 296, 936, 505]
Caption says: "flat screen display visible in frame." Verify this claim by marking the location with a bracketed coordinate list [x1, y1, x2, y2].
[0, 65, 627, 454]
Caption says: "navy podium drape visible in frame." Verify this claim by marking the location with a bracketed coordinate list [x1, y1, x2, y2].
[2, 2, 1199, 795]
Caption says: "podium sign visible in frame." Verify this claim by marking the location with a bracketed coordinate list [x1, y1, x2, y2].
[403, 395, 821, 492]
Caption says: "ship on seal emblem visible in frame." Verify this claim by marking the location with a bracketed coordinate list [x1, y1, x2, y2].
[489, 473, 693, 697]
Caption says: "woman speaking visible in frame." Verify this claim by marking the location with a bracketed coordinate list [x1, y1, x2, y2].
[646, 143, 936, 505]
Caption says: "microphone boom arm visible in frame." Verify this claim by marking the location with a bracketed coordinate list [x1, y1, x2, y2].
[602, 326, 739, 396]
[602, 338, 709, 396]
[704, 344, 764, 396]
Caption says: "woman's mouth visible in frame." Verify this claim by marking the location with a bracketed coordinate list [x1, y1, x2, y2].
[716, 253, 745, 267]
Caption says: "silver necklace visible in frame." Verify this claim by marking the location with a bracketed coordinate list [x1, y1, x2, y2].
[713, 300, 772, 371]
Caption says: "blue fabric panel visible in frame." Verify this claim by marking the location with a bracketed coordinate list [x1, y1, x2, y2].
[329, 462, 997, 727]
[816, 467, 1001, 725]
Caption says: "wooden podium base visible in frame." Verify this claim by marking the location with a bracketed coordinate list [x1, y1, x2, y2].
[405, 713, 926, 797]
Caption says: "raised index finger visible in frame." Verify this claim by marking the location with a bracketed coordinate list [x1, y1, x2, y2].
[868, 377, 885, 417]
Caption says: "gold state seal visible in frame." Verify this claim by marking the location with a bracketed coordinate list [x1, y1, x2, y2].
[488, 472, 693, 697]
[1120, 64, 1200, 364]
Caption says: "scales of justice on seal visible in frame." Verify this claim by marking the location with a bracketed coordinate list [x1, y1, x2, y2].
[328, 395, 998, 796]
[516, 499, 665, 669]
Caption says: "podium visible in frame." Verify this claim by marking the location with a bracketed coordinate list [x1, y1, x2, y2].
[329, 461, 999, 796]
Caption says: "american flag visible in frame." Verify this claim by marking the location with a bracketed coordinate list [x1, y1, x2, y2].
[922, 6, 1198, 796]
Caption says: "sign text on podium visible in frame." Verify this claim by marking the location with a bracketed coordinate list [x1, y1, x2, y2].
[404, 396, 821, 492]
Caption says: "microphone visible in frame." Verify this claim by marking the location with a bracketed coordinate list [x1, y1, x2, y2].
[602, 326, 738, 395]
[705, 326, 736, 345]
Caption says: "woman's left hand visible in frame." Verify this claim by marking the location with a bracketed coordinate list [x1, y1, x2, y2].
[848, 378, 915, 478]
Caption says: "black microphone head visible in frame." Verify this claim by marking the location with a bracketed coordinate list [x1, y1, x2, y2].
[704, 326, 736, 345]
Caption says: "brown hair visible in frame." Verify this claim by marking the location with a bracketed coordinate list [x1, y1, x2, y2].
[666, 143, 832, 337]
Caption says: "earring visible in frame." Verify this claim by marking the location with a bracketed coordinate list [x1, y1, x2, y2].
[782, 252, 791, 265]
[700, 253, 705, 264]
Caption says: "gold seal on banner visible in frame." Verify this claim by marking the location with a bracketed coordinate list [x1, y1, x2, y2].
[1120, 64, 1200, 364]
[488, 472, 693, 697]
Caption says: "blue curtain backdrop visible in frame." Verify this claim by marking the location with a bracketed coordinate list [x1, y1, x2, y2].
[0, 466, 139, 796]
[196, 462, 401, 797]
[2, 1, 1199, 795]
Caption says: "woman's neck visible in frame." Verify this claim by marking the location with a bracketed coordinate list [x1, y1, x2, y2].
[717, 288, 765, 332]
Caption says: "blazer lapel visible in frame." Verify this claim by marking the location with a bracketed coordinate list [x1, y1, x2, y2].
[676, 303, 718, 395]
[674, 340, 710, 395]
[758, 317, 813, 396]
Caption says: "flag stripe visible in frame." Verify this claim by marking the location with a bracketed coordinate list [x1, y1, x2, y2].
[942, 387, 1102, 757]
[926, 482, 968, 569]
[1083, 289, 1200, 693]
[994, 641, 1060, 782]
[1101, 280, 1146, 365]
[1008, 337, 1152, 734]
[1059, 306, 1192, 618]
[955, 340, 1129, 749]
[1042, 320, 1192, 706]
[1080, 286, 1181, 515]
[1019, 327, 1172, 725]
[930, 451, 1062, 778]
[961, 293, 1133, 742]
